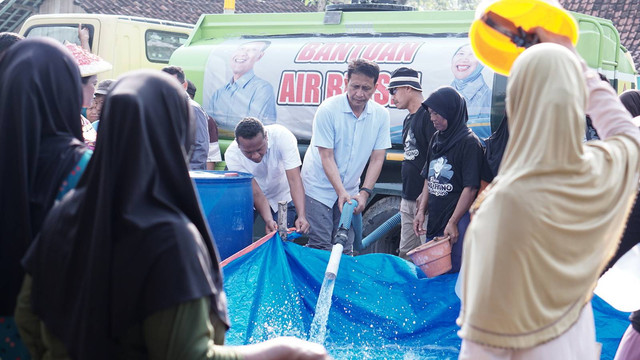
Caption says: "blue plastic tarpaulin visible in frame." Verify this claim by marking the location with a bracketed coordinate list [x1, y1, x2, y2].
[222, 234, 630, 359]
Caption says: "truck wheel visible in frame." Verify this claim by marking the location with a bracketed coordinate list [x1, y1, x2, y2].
[358, 196, 401, 256]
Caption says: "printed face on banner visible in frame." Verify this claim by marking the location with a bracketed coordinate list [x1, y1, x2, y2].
[451, 44, 479, 80]
[202, 37, 494, 143]
[230, 41, 267, 79]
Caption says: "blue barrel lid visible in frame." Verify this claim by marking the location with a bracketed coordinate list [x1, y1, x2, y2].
[189, 170, 253, 183]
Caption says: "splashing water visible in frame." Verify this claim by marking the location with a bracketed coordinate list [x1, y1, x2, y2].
[308, 274, 336, 344]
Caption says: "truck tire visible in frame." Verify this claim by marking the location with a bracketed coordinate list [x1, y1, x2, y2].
[358, 195, 401, 256]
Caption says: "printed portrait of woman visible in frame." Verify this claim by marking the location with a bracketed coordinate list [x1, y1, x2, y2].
[450, 44, 492, 141]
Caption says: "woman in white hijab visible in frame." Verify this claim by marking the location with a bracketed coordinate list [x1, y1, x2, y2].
[457, 29, 640, 359]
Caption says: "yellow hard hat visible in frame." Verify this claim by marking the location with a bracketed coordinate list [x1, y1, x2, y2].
[470, 0, 578, 76]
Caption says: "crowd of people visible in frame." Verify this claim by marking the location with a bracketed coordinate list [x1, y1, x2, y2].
[0, 36, 328, 360]
[1, 20, 639, 360]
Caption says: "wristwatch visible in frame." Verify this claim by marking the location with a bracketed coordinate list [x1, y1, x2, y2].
[359, 187, 373, 196]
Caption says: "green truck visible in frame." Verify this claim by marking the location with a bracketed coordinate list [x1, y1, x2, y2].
[170, 4, 636, 254]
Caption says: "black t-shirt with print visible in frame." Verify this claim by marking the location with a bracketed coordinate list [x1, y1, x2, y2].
[402, 106, 436, 200]
[421, 134, 483, 238]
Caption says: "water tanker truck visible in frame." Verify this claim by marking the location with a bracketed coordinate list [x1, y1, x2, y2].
[169, 1, 637, 254]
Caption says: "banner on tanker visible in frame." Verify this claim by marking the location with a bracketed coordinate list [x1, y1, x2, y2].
[202, 36, 494, 143]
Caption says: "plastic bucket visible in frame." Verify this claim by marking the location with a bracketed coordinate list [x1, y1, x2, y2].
[190, 170, 253, 260]
[469, 0, 578, 76]
[407, 236, 452, 278]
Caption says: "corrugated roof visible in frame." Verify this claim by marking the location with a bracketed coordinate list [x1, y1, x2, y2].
[0, 0, 315, 33]
[560, 0, 640, 69]
[0, 0, 45, 32]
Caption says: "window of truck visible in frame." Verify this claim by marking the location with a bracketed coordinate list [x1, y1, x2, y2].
[145, 30, 188, 63]
[24, 24, 95, 50]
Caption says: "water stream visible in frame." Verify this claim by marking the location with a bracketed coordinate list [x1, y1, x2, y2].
[308, 273, 336, 344]
[309, 202, 355, 345]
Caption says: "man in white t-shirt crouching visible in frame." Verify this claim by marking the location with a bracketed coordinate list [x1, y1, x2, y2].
[225, 117, 310, 234]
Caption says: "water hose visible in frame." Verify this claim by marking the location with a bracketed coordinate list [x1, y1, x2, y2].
[356, 212, 401, 250]
[325, 200, 358, 279]
[325, 203, 401, 276]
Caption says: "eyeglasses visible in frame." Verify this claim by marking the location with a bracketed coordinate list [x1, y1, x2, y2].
[389, 88, 398, 96]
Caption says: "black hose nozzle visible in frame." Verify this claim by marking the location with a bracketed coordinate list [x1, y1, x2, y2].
[333, 227, 349, 247]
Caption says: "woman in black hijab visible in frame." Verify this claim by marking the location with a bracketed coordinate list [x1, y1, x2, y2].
[18, 70, 328, 360]
[413, 86, 484, 272]
[620, 90, 640, 120]
[482, 114, 509, 182]
[0, 38, 90, 317]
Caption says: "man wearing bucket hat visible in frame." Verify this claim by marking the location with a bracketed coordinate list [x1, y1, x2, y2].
[388, 67, 436, 259]
[88, 79, 114, 130]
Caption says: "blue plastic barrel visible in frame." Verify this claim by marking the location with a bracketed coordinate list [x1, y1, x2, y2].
[190, 170, 253, 260]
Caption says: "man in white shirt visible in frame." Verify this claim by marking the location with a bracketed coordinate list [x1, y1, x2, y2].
[225, 117, 309, 234]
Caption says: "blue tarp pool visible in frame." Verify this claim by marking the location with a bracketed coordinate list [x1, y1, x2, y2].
[222, 233, 629, 359]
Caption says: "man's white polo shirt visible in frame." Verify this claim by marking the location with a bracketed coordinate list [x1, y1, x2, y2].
[301, 93, 391, 208]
